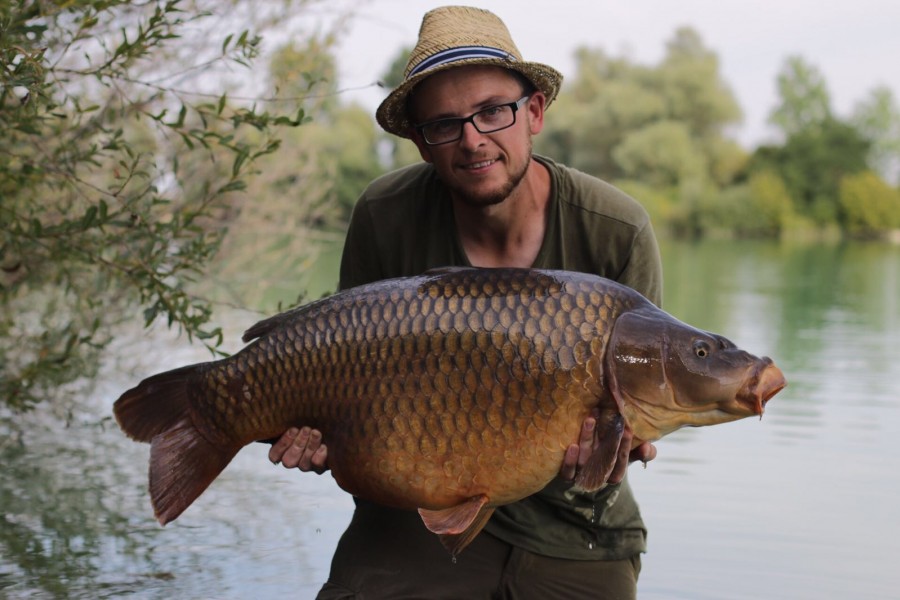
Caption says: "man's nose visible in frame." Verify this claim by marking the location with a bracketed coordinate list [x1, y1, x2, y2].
[459, 120, 487, 149]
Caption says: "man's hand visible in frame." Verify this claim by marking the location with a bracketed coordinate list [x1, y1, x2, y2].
[559, 415, 657, 485]
[268, 426, 329, 474]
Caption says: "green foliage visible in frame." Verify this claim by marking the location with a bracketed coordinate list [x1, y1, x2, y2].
[614, 180, 676, 231]
[381, 44, 414, 89]
[752, 118, 870, 225]
[0, 0, 310, 410]
[536, 27, 742, 191]
[768, 56, 833, 137]
[377, 44, 424, 170]
[839, 171, 900, 236]
[851, 86, 900, 185]
[657, 27, 743, 139]
[697, 170, 796, 238]
[744, 170, 795, 236]
[613, 120, 706, 186]
[268, 34, 340, 115]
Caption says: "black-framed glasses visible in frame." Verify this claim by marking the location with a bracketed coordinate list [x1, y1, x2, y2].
[415, 96, 531, 146]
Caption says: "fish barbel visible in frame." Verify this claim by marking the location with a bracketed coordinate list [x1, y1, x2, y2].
[114, 267, 785, 555]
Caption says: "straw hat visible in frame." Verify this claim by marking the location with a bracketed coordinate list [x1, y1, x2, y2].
[376, 6, 563, 138]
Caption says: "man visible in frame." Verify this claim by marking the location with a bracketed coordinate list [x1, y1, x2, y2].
[270, 6, 661, 599]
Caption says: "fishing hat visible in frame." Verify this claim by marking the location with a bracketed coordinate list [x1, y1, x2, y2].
[375, 5, 563, 138]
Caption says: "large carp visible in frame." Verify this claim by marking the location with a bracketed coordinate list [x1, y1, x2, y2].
[114, 267, 785, 555]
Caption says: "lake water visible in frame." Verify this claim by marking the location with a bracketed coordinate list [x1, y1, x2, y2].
[1, 239, 898, 599]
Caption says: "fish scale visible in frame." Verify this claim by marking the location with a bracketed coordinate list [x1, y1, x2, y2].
[114, 266, 785, 556]
[214, 270, 603, 505]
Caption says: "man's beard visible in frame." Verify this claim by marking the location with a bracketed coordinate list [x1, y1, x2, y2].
[450, 149, 533, 208]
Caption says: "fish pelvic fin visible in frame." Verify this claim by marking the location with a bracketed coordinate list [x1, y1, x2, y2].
[575, 410, 625, 492]
[113, 364, 239, 525]
[418, 495, 494, 557]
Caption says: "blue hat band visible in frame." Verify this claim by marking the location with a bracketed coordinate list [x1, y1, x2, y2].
[408, 46, 515, 79]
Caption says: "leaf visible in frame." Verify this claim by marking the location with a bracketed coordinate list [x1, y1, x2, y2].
[82, 206, 98, 228]
[168, 104, 187, 128]
[231, 148, 249, 177]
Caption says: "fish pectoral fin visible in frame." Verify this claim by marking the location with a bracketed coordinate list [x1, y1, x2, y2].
[418, 495, 494, 557]
[575, 411, 625, 492]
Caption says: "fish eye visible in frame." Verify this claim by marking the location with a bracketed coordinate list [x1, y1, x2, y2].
[693, 340, 711, 358]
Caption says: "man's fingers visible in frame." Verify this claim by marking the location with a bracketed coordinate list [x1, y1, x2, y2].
[630, 441, 657, 465]
[311, 443, 328, 473]
[278, 426, 313, 469]
[577, 416, 596, 467]
[560, 416, 597, 481]
[268, 426, 331, 473]
[268, 427, 299, 464]
[296, 428, 323, 471]
[560, 444, 580, 481]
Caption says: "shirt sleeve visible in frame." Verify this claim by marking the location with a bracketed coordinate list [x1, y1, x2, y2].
[338, 195, 383, 292]
[618, 218, 663, 308]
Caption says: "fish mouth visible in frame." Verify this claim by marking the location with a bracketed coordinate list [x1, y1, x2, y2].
[735, 358, 786, 418]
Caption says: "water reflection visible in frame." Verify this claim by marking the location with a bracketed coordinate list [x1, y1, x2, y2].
[1, 239, 899, 599]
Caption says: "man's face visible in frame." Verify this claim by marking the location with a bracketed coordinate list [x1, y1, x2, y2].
[408, 65, 545, 207]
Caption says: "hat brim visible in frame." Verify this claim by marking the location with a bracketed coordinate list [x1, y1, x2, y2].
[376, 59, 563, 138]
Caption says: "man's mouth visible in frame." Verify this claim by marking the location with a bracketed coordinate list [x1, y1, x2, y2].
[463, 159, 496, 170]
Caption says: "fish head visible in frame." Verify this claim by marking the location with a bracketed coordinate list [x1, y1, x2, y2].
[606, 307, 786, 443]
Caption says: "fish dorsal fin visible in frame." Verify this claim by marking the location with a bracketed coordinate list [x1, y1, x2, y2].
[575, 409, 625, 492]
[242, 312, 292, 343]
[418, 494, 493, 557]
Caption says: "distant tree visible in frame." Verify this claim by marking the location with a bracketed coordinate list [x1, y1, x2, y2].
[851, 86, 900, 185]
[0, 0, 321, 410]
[378, 45, 423, 169]
[743, 170, 795, 236]
[752, 118, 870, 225]
[657, 27, 743, 139]
[612, 120, 706, 186]
[381, 44, 413, 89]
[268, 34, 341, 116]
[768, 56, 832, 138]
[839, 171, 900, 236]
[536, 28, 744, 189]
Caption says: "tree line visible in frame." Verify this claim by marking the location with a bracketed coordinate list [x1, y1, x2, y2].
[2, 1, 899, 410]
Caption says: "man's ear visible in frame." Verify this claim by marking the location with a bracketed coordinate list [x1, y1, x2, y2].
[526, 92, 546, 135]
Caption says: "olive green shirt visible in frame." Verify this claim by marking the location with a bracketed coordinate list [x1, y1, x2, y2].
[338, 155, 662, 560]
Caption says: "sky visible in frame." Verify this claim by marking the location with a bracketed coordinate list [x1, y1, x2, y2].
[308, 0, 900, 148]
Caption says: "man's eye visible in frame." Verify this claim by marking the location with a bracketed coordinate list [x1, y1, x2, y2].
[479, 106, 505, 121]
[430, 120, 458, 134]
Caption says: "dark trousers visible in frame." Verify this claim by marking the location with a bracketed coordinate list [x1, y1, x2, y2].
[316, 501, 641, 600]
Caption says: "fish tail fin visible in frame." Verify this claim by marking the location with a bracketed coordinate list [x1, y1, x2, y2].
[113, 365, 199, 443]
[113, 365, 240, 525]
[149, 417, 239, 524]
